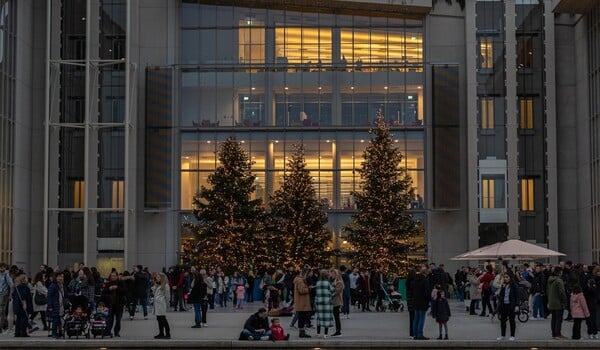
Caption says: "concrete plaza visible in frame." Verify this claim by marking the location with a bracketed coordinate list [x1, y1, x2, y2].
[0, 300, 598, 348]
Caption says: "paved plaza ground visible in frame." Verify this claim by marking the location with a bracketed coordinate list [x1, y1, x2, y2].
[1, 300, 599, 348]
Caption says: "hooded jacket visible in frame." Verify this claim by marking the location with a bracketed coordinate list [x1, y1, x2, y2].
[546, 275, 567, 310]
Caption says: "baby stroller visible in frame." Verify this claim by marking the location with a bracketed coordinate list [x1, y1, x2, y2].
[90, 295, 110, 338]
[63, 295, 91, 339]
[381, 284, 405, 312]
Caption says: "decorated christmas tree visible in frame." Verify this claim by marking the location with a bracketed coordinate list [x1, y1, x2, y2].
[269, 145, 332, 267]
[185, 137, 268, 271]
[344, 111, 422, 273]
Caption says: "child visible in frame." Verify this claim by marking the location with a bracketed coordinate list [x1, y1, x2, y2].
[570, 285, 590, 340]
[431, 290, 451, 340]
[95, 302, 109, 318]
[236, 283, 245, 310]
[72, 306, 87, 318]
[269, 318, 290, 341]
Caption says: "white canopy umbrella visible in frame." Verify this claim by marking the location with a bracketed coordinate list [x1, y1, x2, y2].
[451, 239, 566, 260]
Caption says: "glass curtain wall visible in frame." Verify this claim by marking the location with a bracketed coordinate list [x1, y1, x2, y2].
[476, 0, 508, 246]
[515, 0, 546, 244]
[49, 0, 127, 270]
[0, 0, 15, 263]
[178, 1, 425, 253]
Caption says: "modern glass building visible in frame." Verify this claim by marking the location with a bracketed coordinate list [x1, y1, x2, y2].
[1, 0, 599, 273]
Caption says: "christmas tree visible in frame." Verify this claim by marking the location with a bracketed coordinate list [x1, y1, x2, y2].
[186, 137, 268, 272]
[269, 145, 332, 267]
[344, 111, 422, 273]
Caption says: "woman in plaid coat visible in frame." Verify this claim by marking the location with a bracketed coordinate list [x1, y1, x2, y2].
[315, 269, 335, 338]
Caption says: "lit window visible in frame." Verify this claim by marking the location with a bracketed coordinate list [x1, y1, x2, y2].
[519, 97, 533, 129]
[479, 37, 493, 69]
[480, 97, 494, 129]
[517, 36, 533, 69]
[238, 19, 265, 64]
[520, 178, 535, 211]
[481, 175, 505, 209]
[112, 180, 124, 209]
[275, 27, 332, 65]
[74, 180, 85, 209]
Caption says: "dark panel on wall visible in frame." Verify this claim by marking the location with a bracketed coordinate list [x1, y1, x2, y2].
[432, 65, 460, 208]
[145, 68, 173, 208]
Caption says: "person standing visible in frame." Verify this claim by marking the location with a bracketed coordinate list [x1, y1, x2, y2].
[30, 272, 48, 331]
[339, 265, 351, 318]
[531, 264, 547, 320]
[547, 266, 568, 339]
[293, 268, 313, 338]
[188, 271, 207, 328]
[570, 285, 590, 340]
[412, 266, 431, 340]
[102, 271, 125, 337]
[12, 273, 32, 337]
[478, 265, 495, 317]
[496, 272, 519, 341]
[0, 262, 14, 335]
[330, 269, 344, 337]
[46, 272, 65, 339]
[431, 290, 451, 340]
[406, 267, 416, 337]
[315, 269, 334, 338]
[152, 272, 171, 339]
[132, 265, 149, 319]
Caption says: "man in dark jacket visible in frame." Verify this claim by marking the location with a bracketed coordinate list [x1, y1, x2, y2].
[241, 307, 271, 340]
[132, 265, 149, 319]
[531, 264, 546, 319]
[412, 266, 431, 340]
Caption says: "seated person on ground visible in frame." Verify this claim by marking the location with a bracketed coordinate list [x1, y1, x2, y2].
[241, 307, 272, 340]
[269, 318, 290, 341]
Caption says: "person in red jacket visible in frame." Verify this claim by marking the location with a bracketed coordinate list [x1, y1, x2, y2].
[269, 318, 290, 341]
[478, 265, 495, 317]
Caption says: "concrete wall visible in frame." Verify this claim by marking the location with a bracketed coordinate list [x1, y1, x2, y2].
[425, 2, 468, 271]
[12, 0, 45, 272]
[555, 13, 592, 263]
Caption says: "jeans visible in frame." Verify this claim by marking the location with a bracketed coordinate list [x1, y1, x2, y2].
[193, 303, 202, 326]
[457, 285, 465, 302]
[412, 309, 426, 338]
[499, 305, 516, 337]
[573, 318, 583, 339]
[333, 305, 341, 333]
[342, 289, 350, 315]
[532, 294, 545, 318]
[130, 296, 148, 317]
[551, 309, 563, 337]
[481, 289, 494, 315]
[242, 328, 271, 340]
[50, 314, 62, 338]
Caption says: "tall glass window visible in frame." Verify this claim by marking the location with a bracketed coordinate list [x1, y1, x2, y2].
[481, 175, 505, 209]
[519, 97, 533, 129]
[520, 178, 535, 211]
[479, 36, 494, 69]
[480, 97, 494, 129]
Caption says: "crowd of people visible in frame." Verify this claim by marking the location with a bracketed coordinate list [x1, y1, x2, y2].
[1, 259, 600, 342]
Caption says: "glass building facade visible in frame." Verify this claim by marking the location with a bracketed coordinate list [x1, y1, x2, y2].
[174, 1, 426, 255]
[0, 0, 14, 263]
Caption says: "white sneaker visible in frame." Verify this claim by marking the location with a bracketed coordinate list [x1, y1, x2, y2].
[531, 317, 538, 321]
[496, 336, 504, 341]
[509, 337, 515, 341]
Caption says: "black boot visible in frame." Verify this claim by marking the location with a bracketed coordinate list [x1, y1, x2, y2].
[299, 330, 311, 338]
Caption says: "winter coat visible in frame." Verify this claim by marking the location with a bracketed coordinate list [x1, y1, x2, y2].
[32, 281, 48, 312]
[411, 273, 431, 311]
[332, 279, 344, 307]
[478, 271, 494, 292]
[152, 283, 171, 316]
[570, 292, 590, 319]
[188, 278, 207, 304]
[531, 271, 546, 295]
[293, 276, 311, 312]
[243, 312, 269, 332]
[546, 276, 567, 310]
[498, 282, 520, 309]
[46, 282, 65, 318]
[102, 280, 126, 308]
[133, 271, 150, 298]
[315, 279, 334, 328]
[12, 283, 32, 315]
[431, 297, 451, 322]
[467, 274, 481, 300]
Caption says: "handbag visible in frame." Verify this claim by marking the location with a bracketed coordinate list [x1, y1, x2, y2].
[34, 290, 47, 305]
